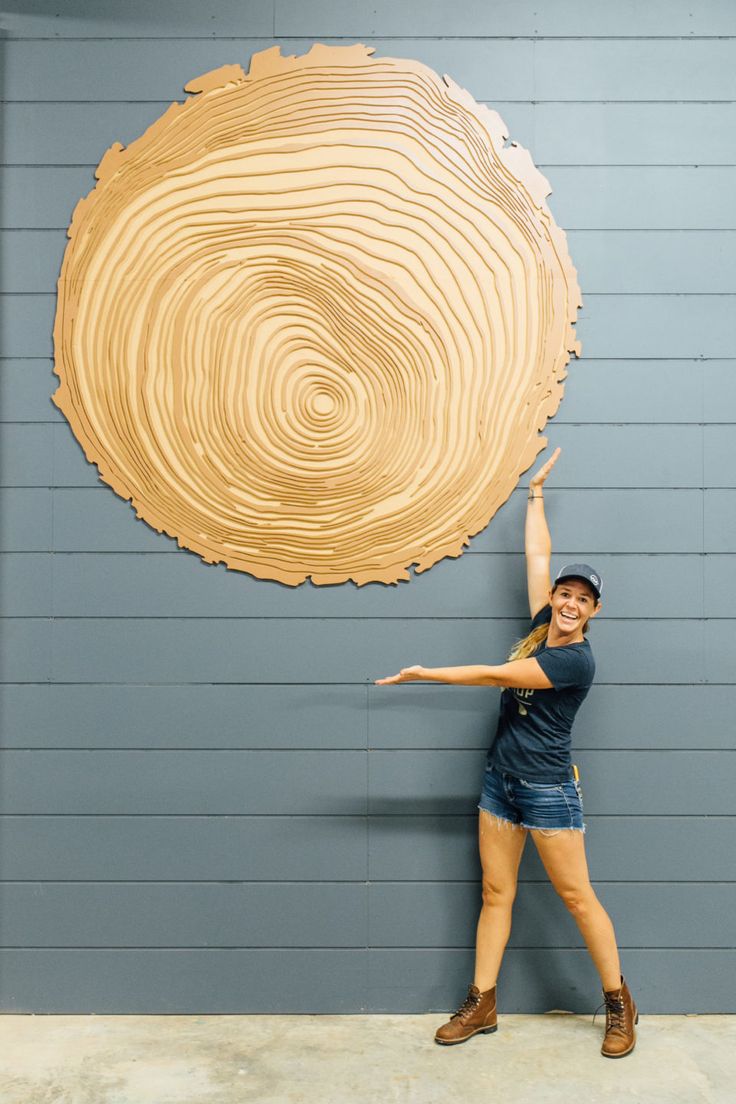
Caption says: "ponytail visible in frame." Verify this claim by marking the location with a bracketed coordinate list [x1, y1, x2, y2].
[507, 622, 549, 661]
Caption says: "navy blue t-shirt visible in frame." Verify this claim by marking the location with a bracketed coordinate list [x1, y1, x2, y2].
[487, 604, 595, 783]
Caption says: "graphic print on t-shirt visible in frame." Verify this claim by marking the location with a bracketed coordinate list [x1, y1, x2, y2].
[513, 687, 535, 716]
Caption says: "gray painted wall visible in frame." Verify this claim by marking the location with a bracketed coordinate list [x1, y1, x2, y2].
[1, 0, 734, 1014]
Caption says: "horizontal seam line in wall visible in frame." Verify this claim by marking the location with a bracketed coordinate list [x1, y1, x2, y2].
[0, 556, 728, 562]
[5, 163, 736, 170]
[0, 548, 730, 552]
[0, 813, 733, 819]
[0, 613, 727, 619]
[0, 620, 729, 626]
[1, 748, 733, 753]
[0, 551, 728, 556]
[2, 420, 731, 427]
[0, 675, 732, 684]
[6, 229, 736, 234]
[8, 34, 736, 41]
[0, 486, 726, 491]
[5, 295, 736, 301]
[3, 356, 735, 363]
[8, 291, 736, 297]
[0, 675, 728, 684]
[8, 227, 736, 233]
[4, 99, 736, 105]
[0, 946, 732, 954]
[1, 945, 732, 951]
[2, 879, 732, 885]
[16, 622, 736, 636]
[546, 164, 736, 168]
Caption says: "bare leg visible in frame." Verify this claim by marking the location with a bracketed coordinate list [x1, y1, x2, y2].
[473, 810, 528, 991]
[530, 828, 621, 991]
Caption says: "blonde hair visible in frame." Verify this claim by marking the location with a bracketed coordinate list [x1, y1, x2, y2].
[508, 622, 549, 661]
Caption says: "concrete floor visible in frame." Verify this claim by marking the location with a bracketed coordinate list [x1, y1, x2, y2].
[1, 1013, 734, 1104]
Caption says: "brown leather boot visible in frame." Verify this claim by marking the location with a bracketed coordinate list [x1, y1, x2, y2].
[434, 983, 498, 1045]
[599, 976, 638, 1058]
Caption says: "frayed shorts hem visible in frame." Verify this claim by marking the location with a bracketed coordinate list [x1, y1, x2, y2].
[478, 804, 586, 834]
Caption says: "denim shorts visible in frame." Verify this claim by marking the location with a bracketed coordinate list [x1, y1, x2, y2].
[478, 763, 585, 833]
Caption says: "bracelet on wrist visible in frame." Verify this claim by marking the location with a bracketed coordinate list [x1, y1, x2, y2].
[527, 492, 543, 500]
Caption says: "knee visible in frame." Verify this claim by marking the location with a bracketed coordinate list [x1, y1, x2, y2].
[481, 879, 517, 910]
[557, 885, 596, 919]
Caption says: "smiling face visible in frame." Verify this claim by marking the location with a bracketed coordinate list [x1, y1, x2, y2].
[548, 578, 601, 643]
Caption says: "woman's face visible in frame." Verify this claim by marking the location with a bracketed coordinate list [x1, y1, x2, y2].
[549, 578, 601, 640]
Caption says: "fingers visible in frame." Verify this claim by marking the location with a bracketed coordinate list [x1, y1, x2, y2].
[538, 446, 561, 476]
[375, 666, 421, 685]
[530, 446, 561, 486]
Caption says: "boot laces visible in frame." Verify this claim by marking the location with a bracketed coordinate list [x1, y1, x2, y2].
[593, 992, 626, 1033]
[451, 988, 481, 1022]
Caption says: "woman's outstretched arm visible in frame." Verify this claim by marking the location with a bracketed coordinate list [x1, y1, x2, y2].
[375, 658, 553, 690]
[526, 446, 560, 618]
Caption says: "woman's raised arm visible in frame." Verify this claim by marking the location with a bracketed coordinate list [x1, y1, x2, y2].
[525, 446, 560, 618]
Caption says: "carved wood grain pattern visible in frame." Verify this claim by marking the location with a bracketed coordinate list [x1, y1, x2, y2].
[52, 44, 581, 585]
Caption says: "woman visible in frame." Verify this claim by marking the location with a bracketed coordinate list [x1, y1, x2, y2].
[375, 448, 638, 1058]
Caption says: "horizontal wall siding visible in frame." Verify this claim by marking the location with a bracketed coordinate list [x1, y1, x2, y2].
[0, 423, 720, 486]
[2, 814, 734, 882]
[5, 103, 736, 165]
[0, 486, 725, 552]
[0, 551, 715, 617]
[4, 294, 735, 358]
[2, 359, 735, 424]
[1, 949, 732, 1015]
[0, 617, 721, 683]
[1, 749, 735, 814]
[3, 0, 736, 38]
[5, 167, 736, 231]
[2, 683, 735, 749]
[5, 38, 736, 100]
[6, 229, 736, 294]
[2, 883, 733, 947]
[0, 0, 734, 1014]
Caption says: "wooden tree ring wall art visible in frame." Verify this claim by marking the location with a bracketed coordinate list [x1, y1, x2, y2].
[53, 44, 582, 586]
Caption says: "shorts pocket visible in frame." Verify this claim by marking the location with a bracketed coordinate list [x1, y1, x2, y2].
[519, 778, 563, 791]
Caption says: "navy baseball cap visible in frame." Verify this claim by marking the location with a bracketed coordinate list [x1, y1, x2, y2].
[554, 563, 602, 601]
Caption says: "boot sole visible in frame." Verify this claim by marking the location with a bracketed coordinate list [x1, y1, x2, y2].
[601, 1011, 639, 1059]
[435, 1024, 497, 1046]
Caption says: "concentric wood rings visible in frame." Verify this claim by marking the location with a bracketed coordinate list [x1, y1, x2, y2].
[53, 44, 581, 585]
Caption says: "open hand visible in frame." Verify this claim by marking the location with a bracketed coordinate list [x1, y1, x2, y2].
[529, 446, 561, 493]
[375, 665, 425, 685]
